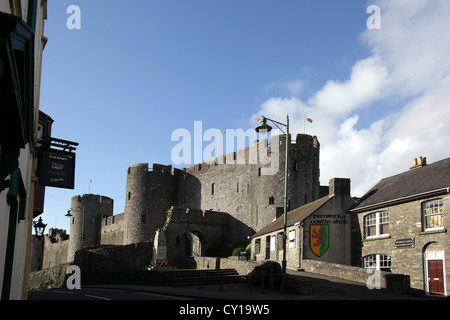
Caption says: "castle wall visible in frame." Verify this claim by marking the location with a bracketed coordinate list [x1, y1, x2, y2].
[42, 230, 70, 270]
[101, 212, 125, 245]
[177, 134, 320, 240]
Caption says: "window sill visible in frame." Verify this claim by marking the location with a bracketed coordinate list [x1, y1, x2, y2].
[362, 235, 391, 242]
[419, 228, 447, 236]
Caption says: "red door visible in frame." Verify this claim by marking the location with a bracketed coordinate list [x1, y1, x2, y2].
[428, 260, 445, 295]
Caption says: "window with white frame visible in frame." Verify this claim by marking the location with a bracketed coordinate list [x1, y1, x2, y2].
[363, 254, 391, 271]
[422, 199, 444, 231]
[364, 211, 389, 238]
[289, 230, 296, 248]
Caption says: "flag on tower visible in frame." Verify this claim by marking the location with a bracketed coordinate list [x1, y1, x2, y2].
[304, 117, 313, 123]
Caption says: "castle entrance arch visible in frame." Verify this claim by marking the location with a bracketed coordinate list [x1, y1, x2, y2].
[185, 231, 203, 257]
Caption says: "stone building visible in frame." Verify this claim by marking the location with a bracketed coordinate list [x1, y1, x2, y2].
[349, 157, 450, 296]
[0, 0, 48, 300]
[251, 178, 355, 270]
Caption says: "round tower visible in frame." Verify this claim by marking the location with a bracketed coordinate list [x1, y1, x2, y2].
[67, 194, 113, 262]
[124, 163, 177, 245]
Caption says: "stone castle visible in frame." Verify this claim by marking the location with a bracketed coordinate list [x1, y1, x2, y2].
[32, 133, 323, 270]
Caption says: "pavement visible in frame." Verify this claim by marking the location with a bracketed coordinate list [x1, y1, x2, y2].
[86, 269, 431, 300]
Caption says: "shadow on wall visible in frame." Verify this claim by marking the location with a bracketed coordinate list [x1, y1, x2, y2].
[73, 242, 154, 272]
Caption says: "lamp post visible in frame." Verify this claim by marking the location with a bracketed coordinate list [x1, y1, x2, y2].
[33, 217, 47, 240]
[255, 115, 289, 293]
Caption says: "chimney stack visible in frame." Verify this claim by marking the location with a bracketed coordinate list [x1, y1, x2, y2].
[329, 178, 351, 197]
[410, 156, 427, 170]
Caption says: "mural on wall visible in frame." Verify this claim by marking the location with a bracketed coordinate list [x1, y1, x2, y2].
[310, 224, 329, 257]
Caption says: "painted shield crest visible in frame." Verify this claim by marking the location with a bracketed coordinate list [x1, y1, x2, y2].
[310, 225, 329, 257]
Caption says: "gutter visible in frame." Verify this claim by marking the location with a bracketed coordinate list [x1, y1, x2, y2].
[349, 187, 450, 213]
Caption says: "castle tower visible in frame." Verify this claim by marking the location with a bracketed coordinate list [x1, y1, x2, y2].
[67, 194, 113, 262]
[252, 133, 320, 232]
[124, 163, 177, 244]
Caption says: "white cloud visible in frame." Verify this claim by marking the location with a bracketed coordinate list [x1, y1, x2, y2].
[253, 0, 450, 197]
[308, 56, 389, 115]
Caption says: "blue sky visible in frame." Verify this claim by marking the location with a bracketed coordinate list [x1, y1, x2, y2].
[39, 0, 450, 233]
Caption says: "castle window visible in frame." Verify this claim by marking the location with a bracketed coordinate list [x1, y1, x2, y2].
[141, 214, 146, 224]
[237, 182, 239, 193]
[128, 191, 131, 200]
[293, 161, 298, 172]
[183, 193, 187, 203]
[258, 168, 261, 176]
[72, 217, 75, 224]
[151, 190, 156, 199]
[422, 199, 444, 231]
[211, 183, 215, 195]
[269, 196, 274, 205]
[92, 217, 95, 223]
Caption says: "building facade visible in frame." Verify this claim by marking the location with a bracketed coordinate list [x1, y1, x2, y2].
[251, 178, 355, 270]
[0, 0, 47, 300]
[350, 157, 450, 296]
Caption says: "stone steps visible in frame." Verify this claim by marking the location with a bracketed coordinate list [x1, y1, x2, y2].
[162, 269, 245, 286]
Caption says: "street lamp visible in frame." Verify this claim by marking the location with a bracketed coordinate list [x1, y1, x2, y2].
[255, 115, 289, 293]
[33, 217, 47, 240]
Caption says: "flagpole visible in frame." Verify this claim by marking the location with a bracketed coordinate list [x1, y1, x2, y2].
[304, 114, 306, 134]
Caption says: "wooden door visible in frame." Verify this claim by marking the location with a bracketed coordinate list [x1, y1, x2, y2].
[428, 260, 445, 295]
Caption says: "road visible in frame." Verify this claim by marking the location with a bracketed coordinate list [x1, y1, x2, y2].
[27, 287, 194, 300]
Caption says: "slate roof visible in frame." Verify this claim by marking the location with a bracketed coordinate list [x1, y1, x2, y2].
[252, 196, 331, 238]
[350, 157, 450, 213]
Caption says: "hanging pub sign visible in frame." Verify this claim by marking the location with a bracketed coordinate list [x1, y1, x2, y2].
[37, 137, 78, 190]
[38, 149, 75, 189]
